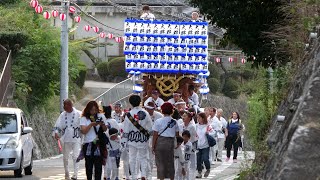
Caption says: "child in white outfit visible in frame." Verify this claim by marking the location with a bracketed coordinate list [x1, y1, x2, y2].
[174, 136, 186, 180]
[104, 128, 121, 180]
[182, 130, 193, 180]
[119, 122, 130, 180]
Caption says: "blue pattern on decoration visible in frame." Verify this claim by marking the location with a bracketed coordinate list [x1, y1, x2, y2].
[124, 18, 209, 74]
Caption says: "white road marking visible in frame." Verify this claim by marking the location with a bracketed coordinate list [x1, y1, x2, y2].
[40, 151, 254, 180]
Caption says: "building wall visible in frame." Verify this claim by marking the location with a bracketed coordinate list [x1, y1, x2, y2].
[52, 7, 128, 69]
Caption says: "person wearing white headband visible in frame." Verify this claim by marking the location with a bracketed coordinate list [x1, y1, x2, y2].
[175, 99, 187, 112]
[111, 103, 124, 123]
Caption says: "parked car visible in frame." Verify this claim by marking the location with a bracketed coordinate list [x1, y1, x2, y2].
[0, 107, 33, 177]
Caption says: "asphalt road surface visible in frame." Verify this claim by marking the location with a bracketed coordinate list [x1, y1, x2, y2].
[0, 150, 254, 180]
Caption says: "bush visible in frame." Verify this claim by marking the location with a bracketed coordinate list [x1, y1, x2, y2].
[107, 57, 126, 78]
[97, 61, 109, 81]
[207, 78, 220, 94]
[75, 62, 87, 88]
[222, 78, 240, 99]
[241, 69, 255, 80]
[0, 0, 19, 5]
[208, 62, 221, 79]
[108, 56, 123, 63]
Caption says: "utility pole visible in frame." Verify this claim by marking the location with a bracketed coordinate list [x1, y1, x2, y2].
[60, 0, 69, 112]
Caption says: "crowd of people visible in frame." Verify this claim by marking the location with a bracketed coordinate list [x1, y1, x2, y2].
[53, 85, 244, 180]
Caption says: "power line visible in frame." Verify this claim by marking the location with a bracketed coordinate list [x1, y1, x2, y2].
[71, 2, 124, 33]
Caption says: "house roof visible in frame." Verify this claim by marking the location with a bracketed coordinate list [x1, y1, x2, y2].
[66, 0, 186, 6]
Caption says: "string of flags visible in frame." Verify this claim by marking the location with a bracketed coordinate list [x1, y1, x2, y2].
[28, 0, 123, 43]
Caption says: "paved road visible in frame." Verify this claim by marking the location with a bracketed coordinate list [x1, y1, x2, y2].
[74, 81, 118, 110]
[0, 150, 254, 180]
[84, 81, 117, 90]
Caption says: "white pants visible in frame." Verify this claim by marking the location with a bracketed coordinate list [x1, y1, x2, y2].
[104, 156, 119, 180]
[216, 138, 225, 160]
[210, 137, 218, 162]
[146, 146, 154, 179]
[189, 151, 196, 179]
[128, 145, 148, 179]
[174, 159, 190, 180]
[121, 148, 130, 179]
[62, 142, 80, 177]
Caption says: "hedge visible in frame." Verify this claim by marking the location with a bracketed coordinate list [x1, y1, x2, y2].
[207, 78, 220, 94]
[107, 57, 126, 78]
[97, 61, 109, 81]
[208, 62, 221, 79]
[222, 78, 240, 99]
[75, 62, 87, 88]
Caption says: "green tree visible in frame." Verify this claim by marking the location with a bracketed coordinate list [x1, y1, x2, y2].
[189, 0, 287, 67]
[222, 78, 240, 99]
[107, 57, 126, 78]
[1, 2, 85, 109]
[97, 61, 110, 81]
[0, 0, 19, 5]
[207, 78, 220, 94]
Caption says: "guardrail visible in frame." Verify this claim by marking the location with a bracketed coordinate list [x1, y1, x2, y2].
[0, 50, 12, 107]
[94, 77, 134, 109]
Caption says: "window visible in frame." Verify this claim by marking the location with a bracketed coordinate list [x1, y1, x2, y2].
[0, 114, 17, 134]
[21, 114, 28, 127]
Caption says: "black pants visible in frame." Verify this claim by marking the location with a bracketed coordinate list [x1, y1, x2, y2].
[83, 144, 103, 180]
[226, 134, 239, 159]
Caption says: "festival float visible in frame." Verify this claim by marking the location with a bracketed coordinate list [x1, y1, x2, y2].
[123, 18, 210, 103]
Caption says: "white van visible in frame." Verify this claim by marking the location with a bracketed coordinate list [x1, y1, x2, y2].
[0, 108, 34, 177]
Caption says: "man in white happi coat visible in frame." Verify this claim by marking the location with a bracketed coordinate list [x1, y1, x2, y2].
[144, 90, 164, 110]
[123, 95, 153, 180]
[54, 99, 82, 180]
[140, 5, 155, 20]
[144, 102, 163, 179]
[167, 92, 182, 106]
[187, 85, 199, 112]
[111, 103, 124, 123]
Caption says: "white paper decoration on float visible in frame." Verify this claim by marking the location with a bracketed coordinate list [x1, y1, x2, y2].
[123, 19, 209, 75]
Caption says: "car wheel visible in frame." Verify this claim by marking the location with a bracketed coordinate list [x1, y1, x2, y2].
[24, 152, 33, 175]
[14, 154, 23, 178]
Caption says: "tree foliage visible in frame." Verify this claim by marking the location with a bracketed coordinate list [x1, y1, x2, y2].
[207, 78, 220, 94]
[0, 2, 86, 109]
[189, 0, 287, 67]
[107, 57, 126, 78]
[97, 61, 110, 81]
[222, 78, 240, 99]
[0, 0, 19, 5]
